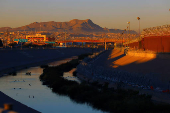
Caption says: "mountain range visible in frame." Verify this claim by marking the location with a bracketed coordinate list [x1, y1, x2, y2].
[0, 19, 137, 34]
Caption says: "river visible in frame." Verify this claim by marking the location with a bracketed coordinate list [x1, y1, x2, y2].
[0, 58, 106, 113]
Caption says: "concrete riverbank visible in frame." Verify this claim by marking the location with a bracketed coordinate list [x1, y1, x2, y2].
[0, 91, 40, 113]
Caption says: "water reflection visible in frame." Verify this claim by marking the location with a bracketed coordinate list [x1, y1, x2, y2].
[63, 68, 81, 84]
[48, 56, 78, 67]
[0, 60, 105, 113]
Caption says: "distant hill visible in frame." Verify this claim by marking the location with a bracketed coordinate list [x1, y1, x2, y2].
[0, 19, 137, 34]
[0, 27, 12, 32]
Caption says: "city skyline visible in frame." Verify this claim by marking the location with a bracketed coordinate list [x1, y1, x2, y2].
[0, 0, 170, 33]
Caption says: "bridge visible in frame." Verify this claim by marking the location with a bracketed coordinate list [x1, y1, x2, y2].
[55, 39, 128, 50]
[56, 39, 127, 43]
[22, 38, 129, 50]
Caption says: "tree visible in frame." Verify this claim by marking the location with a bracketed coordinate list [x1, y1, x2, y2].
[0, 39, 3, 47]
[8, 42, 17, 47]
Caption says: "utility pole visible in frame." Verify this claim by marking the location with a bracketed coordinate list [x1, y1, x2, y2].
[40, 19, 41, 33]
[6, 29, 9, 48]
[127, 26, 128, 47]
[65, 29, 66, 47]
[92, 33, 94, 54]
[137, 17, 140, 37]
[122, 29, 126, 48]
[137, 17, 141, 50]
[127, 21, 130, 47]
[20, 31, 22, 50]
[104, 33, 107, 50]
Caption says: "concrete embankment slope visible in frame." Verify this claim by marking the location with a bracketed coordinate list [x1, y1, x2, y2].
[0, 48, 93, 113]
[80, 49, 170, 103]
[113, 49, 170, 87]
[0, 91, 40, 113]
[0, 48, 92, 75]
[93, 49, 170, 78]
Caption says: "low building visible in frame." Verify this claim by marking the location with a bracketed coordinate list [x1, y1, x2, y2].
[26, 34, 47, 43]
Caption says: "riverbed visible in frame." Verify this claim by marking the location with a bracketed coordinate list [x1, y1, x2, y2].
[0, 58, 105, 113]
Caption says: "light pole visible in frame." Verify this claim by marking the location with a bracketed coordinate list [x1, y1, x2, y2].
[126, 26, 128, 47]
[137, 17, 140, 38]
[121, 29, 126, 48]
[20, 34, 22, 50]
[137, 17, 141, 50]
[65, 29, 67, 47]
[127, 21, 130, 47]
[92, 33, 94, 53]
[104, 33, 107, 50]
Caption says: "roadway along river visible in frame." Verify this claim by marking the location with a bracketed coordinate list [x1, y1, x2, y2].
[0, 58, 106, 113]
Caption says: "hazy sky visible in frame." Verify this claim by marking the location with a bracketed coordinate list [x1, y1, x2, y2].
[0, 0, 170, 32]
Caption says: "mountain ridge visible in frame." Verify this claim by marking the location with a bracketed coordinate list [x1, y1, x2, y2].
[0, 19, 137, 34]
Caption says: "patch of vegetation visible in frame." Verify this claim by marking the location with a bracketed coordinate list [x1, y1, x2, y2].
[72, 71, 77, 77]
[40, 65, 49, 68]
[8, 42, 17, 47]
[9, 71, 17, 76]
[0, 39, 3, 47]
[39, 53, 170, 113]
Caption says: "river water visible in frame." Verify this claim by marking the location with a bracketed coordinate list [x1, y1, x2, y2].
[0, 58, 105, 113]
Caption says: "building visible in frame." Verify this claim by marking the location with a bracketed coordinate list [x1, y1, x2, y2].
[26, 34, 47, 43]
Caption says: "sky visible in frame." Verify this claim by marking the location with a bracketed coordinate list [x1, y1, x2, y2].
[0, 0, 170, 32]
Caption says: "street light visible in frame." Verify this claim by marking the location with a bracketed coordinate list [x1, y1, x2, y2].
[126, 26, 129, 46]
[64, 29, 67, 47]
[127, 21, 130, 31]
[122, 29, 126, 48]
[137, 17, 140, 37]
[127, 21, 130, 46]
